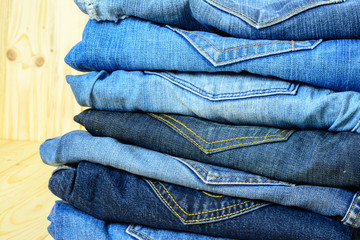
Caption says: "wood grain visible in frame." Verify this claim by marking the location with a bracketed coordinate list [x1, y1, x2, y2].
[0, 0, 88, 141]
[0, 141, 58, 240]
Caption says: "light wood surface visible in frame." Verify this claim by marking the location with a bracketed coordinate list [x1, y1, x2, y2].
[0, 140, 58, 240]
[0, 0, 88, 141]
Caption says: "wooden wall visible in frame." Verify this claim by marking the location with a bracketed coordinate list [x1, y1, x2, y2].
[0, 0, 88, 141]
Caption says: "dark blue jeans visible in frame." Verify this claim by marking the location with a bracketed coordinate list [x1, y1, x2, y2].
[74, 110, 360, 188]
[48, 162, 356, 240]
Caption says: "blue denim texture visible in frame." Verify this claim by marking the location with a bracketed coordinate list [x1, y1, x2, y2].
[40, 130, 360, 228]
[73, 0, 360, 40]
[74, 110, 360, 188]
[65, 18, 360, 92]
[48, 201, 236, 240]
[48, 163, 356, 240]
[67, 70, 360, 133]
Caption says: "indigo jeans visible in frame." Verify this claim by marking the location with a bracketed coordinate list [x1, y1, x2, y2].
[48, 163, 357, 240]
[48, 201, 237, 240]
[73, 0, 360, 40]
[65, 17, 360, 92]
[74, 110, 360, 188]
[67, 70, 360, 132]
[40, 131, 360, 228]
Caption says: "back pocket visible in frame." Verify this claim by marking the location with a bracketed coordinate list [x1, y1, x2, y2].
[146, 179, 269, 225]
[199, 0, 345, 29]
[167, 26, 322, 66]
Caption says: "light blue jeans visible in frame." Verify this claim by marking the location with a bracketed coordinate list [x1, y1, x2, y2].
[65, 17, 360, 92]
[48, 201, 236, 240]
[40, 130, 360, 228]
[73, 0, 360, 40]
[67, 70, 360, 133]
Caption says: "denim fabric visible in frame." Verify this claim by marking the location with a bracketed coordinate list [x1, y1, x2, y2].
[74, 110, 360, 188]
[48, 201, 237, 240]
[67, 70, 360, 133]
[40, 130, 360, 228]
[48, 163, 356, 240]
[73, 0, 360, 40]
[65, 18, 360, 92]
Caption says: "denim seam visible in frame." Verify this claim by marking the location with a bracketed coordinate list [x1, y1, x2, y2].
[181, 158, 293, 184]
[202, 191, 224, 198]
[343, 193, 359, 222]
[351, 119, 360, 132]
[129, 228, 152, 240]
[352, 211, 360, 227]
[177, 29, 308, 52]
[174, 28, 322, 65]
[157, 181, 251, 215]
[148, 180, 267, 223]
[205, 0, 341, 27]
[162, 113, 290, 143]
[150, 113, 295, 152]
[163, 72, 297, 98]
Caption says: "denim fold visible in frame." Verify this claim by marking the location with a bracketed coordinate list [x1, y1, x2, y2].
[67, 70, 360, 132]
[65, 17, 360, 92]
[49, 201, 236, 240]
[40, 130, 360, 228]
[74, 110, 360, 188]
[73, 0, 360, 40]
[48, 163, 356, 240]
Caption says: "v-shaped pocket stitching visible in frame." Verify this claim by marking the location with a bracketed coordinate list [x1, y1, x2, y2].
[150, 113, 295, 152]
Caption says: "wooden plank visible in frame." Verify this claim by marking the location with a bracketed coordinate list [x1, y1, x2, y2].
[0, 141, 58, 239]
[0, 0, 88, 141]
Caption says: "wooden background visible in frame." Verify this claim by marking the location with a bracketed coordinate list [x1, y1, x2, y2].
[1, 0, 88, 141]
[1, 1, 89, 239]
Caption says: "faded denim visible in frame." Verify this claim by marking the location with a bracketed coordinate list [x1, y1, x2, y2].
[40, 130, 360, 228]
[48, 163, 357, 240]
[48, 201, 237, 240]
[74, 0, 360, 40]
[67, 70, 360, 133]
[65, 17, 360, 92]
[75, 110, 360, 188]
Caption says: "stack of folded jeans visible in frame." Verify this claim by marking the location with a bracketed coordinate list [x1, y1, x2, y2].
[40, 1, 360, 239]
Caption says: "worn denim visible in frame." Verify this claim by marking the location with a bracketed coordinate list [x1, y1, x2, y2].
[74, 110, 360, 188]
[65, 18, 360, 92]
[74, 0, 360, 40]
[40, 130, 360, 228]
[48, 163, 357, 240]
[67, 70, 360, 133]
[49, 201, 237, 240]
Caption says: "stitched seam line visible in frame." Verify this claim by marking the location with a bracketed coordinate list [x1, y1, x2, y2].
[202, 191, 224, 198]
[56, 165, 73, 170]
[343, 193, 360, 222]
[158, 181, 249, 215]
[130, 229, 152, 240]
[178, 29, 307, 52]
[351, 119, 360, 132]
[352, 210, 360, 227]
[150, 114, 294, 152]
[161, 113, 289, 143]
[164, 72, 293, 98]
[183, 158, 289, 183]
[206, 0, 337, 26]
[149, 180, 266, 222]
[175, 30, 321, 64]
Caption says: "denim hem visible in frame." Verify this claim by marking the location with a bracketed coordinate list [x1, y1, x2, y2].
[351, 120, 360, 133]
[342, 192, 360, 228]
[125, 225, 150, 240]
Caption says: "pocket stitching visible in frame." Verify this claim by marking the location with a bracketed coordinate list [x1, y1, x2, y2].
[205, 0, 340, 27]
[343, 192, 359, 223]
[202, 191, 224, 198]
[164, 72, 297, 98]
[177, 29, 308, 52]
[129, 228, 152, 240]
[150, 113, 295, 152]
[177, 29, 322, 64]
[148, 180, 267, 223]
[181, 158, 293, 185]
